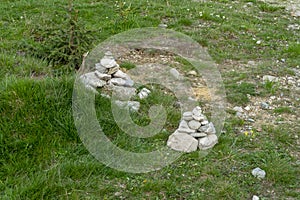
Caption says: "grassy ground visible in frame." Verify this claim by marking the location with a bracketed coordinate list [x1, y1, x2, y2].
[1, 0, 299, 199]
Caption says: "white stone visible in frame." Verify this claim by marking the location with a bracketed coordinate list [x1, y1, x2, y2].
[233, 106, 244, 113]
[187, 70, 197, 76]
[252, 195, 260, 200]
[201, 120, 209, 125]
[198, 134, 218, 150]
[251, 167, 266, 179]
[114, 100, 140, 112]
[95, 63, 107, 73]
[192, 106, 202, 116]
[104, 51, 114, 59]
[190, 132, 207, 138]
[101, 58, 118, 68]
[192, 106, 205, 121]
[188, 120, 201, 130]
[80, 72, 106, 88]
[158, 23, 168, 28]
[110, 78, 126, 86]
[287, 79, 295, 85]
[170, 68, 182, 80]
[138, 88, 151, 99]
[127, 101, 140, 112]
[244, 106, 251, 111]
[95, 71, 111, 81]
[192, 114, 205, 121]
[114, 70, 130, 80]
[124, 79, 134, 87]
[178, 120, 196, 133]
[199, 122, 216, 134]
[167, 131, 198, 153]
[182, 111, 193, 121]
[263, 75, 278, 83]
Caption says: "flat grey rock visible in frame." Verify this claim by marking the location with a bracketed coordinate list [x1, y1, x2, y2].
[192, 114, 205, 121]
[201, 120, 209, 125]
[188, 120, 201, 130]
[124, 79, 134, 87]
[114, 70, 130, 80]
[101, 58, 118, 68]
[203, 122, 216, 134]
[178, 120, 196, 133]
[189, 132, 207, 138]
[80, 72, 106, 88]
[198, 134, 218, 150]
[95, 63, 107, 73]
[167, 131, 198, 153]
[95, 71, 111, 81]
[182, 111, 193, 121]
[110, 78, 126, 86]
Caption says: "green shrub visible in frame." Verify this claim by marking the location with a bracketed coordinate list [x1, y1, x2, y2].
[20, 1, 94, 71]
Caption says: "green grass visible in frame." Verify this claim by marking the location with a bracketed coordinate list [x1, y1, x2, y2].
[1, 0, 300, 199]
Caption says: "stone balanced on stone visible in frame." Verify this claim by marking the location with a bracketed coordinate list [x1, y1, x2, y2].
[79, 51, 146, 111]
[167, 106, 218, 152]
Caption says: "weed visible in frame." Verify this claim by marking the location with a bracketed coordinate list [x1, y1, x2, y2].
[262, 80, 279, 95]
[226, 82, 256, 105]
[273, 106, 293, 114]
[119, 62, 136, 70]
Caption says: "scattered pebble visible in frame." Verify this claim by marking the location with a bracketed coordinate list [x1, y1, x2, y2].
[260, 102, 269, 110]
[158, 23, 168, 28]
[263, 75, 279, 83]
[187, 70, 198, 76]
[252, 167, 266, 179]
[252, 195, 260, 200]
[170, 68, 182, 80]
[233, 106, 244, 113]
[138, 88, 151, 99]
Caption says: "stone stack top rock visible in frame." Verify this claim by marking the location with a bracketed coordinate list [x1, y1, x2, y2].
[79, 51, 140, 111]
[167, 106, 218, 152]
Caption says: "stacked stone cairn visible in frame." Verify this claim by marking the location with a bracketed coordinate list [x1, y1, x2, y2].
[79, 51, 145, 112]
[167, 106, 218, 152]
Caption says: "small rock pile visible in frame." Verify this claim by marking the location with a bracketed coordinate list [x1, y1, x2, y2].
[80, 51, 135, 92]
[167, 106, 218, 152]
[79, 51, 144, 111]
